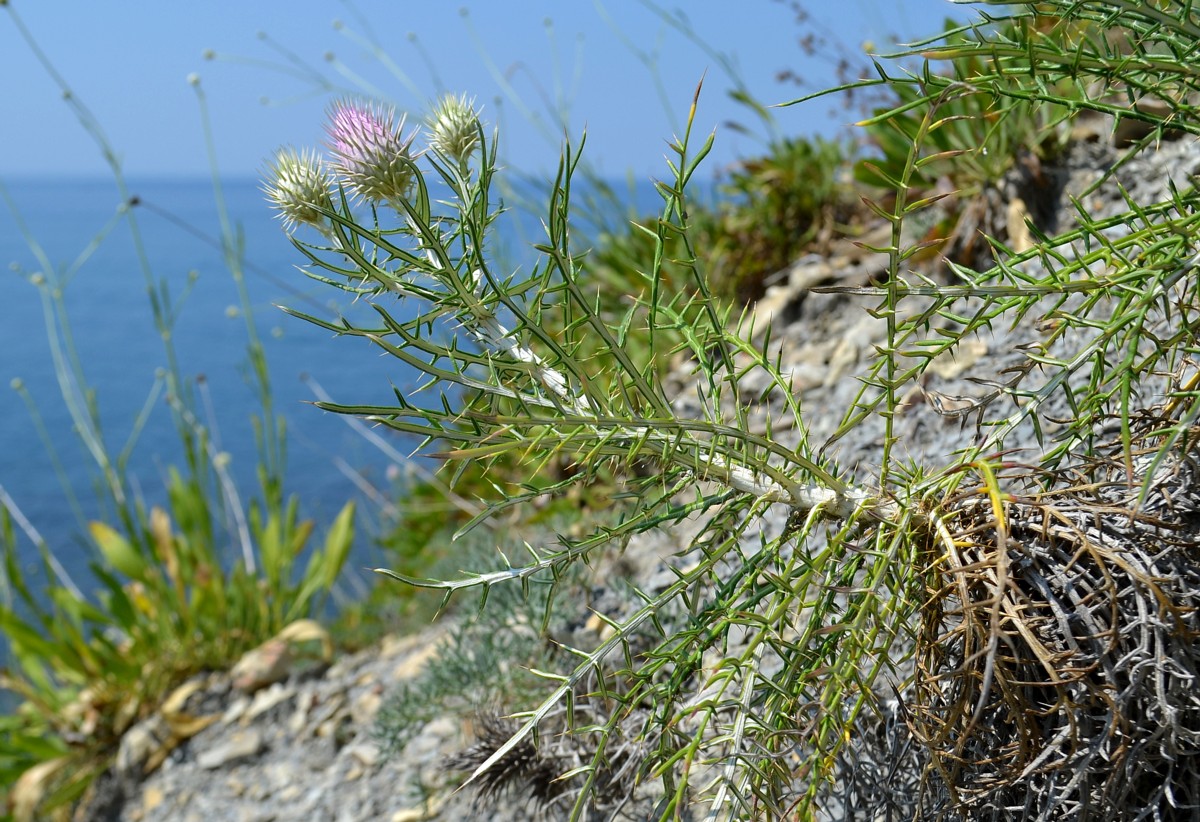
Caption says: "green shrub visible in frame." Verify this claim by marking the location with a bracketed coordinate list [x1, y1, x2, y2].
[590, 135, 859, 308]
[0, 496, 353, 815]
[700, 135, 857, 303]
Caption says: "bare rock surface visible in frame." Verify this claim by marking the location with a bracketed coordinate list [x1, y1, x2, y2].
[93, 629, 465, 822]
[96, 134, 1200, 821]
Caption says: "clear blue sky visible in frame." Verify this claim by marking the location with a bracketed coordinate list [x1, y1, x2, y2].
[0, 1, 968, 180]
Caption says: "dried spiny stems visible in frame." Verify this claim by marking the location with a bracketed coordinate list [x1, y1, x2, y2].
[909, 440, 1200, 819]
[446, 713, 643, 818]
[446, 716, 565, 811]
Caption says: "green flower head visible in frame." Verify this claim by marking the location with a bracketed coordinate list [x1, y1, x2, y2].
[326, 99, 419, 207]
[427, 93, 481, 164]
[263, 147, 334, 233]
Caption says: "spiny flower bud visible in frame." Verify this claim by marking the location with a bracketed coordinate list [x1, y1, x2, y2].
[426, 93, 481, 164]
[263, 147, 334, 233]
[326, 99, 418, 208]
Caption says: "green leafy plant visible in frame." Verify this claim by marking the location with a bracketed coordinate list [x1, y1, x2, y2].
[853, 16, 1067, 190]
[269, 1, 1200, 818]
[0, 495, 354, 816]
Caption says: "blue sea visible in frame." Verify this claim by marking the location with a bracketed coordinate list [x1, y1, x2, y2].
[0, 171, 690, 611]
[0, 174, 660, 597]
[0, 178, 411, 592]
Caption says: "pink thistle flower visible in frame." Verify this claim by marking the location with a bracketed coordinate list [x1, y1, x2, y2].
[326, 99, 419, 207]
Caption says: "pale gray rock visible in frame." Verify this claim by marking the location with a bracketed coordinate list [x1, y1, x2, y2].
[197, 729, 265, 770]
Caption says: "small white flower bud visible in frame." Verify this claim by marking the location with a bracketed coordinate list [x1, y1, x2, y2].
[262, 147, 335, 233]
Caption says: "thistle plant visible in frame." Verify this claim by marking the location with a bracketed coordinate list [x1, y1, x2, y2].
[271, 2, 1200, 816]
[269, 87, 898, 817]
